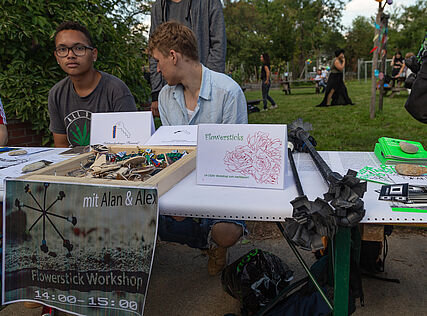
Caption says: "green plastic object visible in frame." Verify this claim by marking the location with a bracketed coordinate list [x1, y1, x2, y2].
[333, 227, 351, 316]
[374, 137, 427, 165]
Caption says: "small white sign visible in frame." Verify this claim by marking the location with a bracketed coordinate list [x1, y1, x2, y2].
[197, 124, 287, 189]
[90, 112, 155, 146]
[144, 125, 197, 146]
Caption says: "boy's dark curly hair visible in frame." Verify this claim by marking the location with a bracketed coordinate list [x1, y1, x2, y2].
[54, 21, 93, 46]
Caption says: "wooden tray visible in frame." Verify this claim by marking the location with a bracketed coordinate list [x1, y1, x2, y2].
[19, 145, 196, 196]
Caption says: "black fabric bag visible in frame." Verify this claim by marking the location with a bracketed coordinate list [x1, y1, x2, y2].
[405, 51, 427, 123]
[221, 249, 294, 315]
[263, 255, 332, 316]
[265, 251, 361, 316]
[248, 104, 260, 113]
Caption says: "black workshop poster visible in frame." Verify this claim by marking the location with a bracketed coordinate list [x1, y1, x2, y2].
[2, 179, 158, 316]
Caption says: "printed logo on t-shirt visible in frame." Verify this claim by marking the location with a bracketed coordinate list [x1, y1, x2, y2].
[64, 110, 91, 146]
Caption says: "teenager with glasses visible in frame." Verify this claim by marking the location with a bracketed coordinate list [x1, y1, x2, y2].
[48, 21, 136, 148]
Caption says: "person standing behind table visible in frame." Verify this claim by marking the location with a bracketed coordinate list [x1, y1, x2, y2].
[316, 49, 353, 107]
[260, 53, 277, 111]
[48, 21, 137, 148]
[148, 21, 247, 276]
[148, 0, 226, 117]
[0, 97, 8, 145]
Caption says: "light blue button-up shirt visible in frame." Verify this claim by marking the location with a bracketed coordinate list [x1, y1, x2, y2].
[158, 65, 248, 126]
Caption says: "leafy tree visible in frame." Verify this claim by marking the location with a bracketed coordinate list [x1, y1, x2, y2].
[0, 0, 150, 145]
[223, 0, 267, 80]
[283, 0, 345, 76]
[344, 16, 375, 72]
[387, 0, 427, 56]
[223, 0, 345, 80]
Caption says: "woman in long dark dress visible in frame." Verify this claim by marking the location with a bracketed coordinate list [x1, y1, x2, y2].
[316, 49, 353, 107]
[260, 53, 277, 111]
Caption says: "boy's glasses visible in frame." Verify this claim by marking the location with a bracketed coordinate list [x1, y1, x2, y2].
[55, 45, 94, 58]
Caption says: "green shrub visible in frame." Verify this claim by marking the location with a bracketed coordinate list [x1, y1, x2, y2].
[231, 68, 244, 86]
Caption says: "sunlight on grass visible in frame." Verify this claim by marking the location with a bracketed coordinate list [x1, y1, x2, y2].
[246, 80, 426, 151]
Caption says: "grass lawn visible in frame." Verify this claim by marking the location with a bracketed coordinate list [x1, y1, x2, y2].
[245, 80, 426, 151]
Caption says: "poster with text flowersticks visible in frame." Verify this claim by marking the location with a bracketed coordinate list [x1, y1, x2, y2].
[197, 124, 287, 189]
[2, 179, 158, 316]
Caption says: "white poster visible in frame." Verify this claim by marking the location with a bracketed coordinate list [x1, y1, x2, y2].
[90, 112, 155, 146]
[144, 125, 197, 146]
[3, 179, 158, 316]
[197, 124, 287, 189]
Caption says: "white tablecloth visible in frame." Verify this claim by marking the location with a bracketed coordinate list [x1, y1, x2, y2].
[160, 151, 427, 224]
[0, 147, 73, 199]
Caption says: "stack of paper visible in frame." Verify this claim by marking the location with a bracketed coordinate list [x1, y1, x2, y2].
[374, 137, 427, 165]
[357, 165, 427, 185]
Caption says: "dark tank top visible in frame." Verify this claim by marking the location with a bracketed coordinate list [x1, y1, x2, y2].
[261, 64, 270, 81]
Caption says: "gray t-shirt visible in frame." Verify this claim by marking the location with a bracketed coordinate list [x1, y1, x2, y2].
[48, 71, 137, 147]
[167, 0, 191, 27]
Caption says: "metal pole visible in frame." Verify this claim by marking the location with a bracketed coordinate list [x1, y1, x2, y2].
[295, 129, 342, 184]
[276, 222, 333, 311]
[365, 61, 368, 83]
[305, 63, 308, 80]
[357, 59, 360, 81]
[286, 148, 333, 310]
[287, 149, 304, 196]
[285, 149, 333, 310]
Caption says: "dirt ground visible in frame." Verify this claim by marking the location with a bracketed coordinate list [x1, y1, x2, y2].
[247, 221, 427, 240]
[1, 223, 425, 316]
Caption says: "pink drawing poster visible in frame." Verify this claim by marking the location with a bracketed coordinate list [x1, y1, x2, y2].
[196, 124, 287, 189]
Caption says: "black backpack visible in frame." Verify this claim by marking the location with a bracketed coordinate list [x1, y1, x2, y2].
[222, 227, 365, 316]
[221, 249, 294, 315]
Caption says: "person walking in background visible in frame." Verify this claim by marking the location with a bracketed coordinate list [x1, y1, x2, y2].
[316, 49, 353, 107]
[149, 0, 226, 117]
[260, 53, 277, 111]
